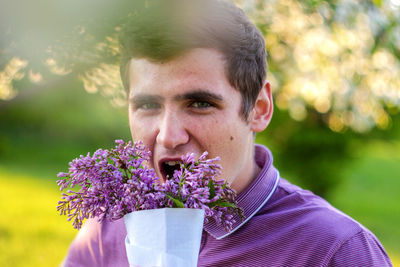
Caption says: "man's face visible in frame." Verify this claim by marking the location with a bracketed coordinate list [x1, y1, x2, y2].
[128, 48, 260, 192]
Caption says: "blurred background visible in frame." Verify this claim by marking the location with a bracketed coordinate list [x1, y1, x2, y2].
[0, 0, 399, 266]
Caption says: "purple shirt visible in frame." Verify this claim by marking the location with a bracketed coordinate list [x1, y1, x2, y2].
[63, 144, 393, 266]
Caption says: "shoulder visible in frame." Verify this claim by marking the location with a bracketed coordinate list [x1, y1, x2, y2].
[63, 218, 128, 267]
[259, 178, 364, 236]
[255, 178, 392, 266]
[328, 230, 393, 266]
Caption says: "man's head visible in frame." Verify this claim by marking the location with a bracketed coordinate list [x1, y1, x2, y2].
[119, 0, 267, 120]
[120, 0, 273, 192]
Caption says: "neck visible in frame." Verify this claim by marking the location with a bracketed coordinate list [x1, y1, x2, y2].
[233, 160, 261, 194]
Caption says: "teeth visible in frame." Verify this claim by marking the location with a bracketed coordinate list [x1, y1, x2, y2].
[165, 161, 180, 166]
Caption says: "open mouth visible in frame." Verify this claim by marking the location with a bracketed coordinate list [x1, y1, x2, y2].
[160, 160, 182, 181]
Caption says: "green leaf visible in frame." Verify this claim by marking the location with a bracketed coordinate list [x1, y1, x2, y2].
[165, 194, 185, 208]
[221, 180, 228, 190]
[209, 200, 237, 209]
[373, 0, 382, 7]
[208, 180, 216, 199]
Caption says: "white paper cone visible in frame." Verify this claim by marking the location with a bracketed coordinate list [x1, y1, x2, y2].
[124, 208, 205, 267]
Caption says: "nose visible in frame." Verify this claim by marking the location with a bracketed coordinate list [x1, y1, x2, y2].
[156, 110, 189, 150]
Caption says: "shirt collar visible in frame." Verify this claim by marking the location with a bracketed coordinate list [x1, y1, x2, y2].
[204, 144, 280, 239]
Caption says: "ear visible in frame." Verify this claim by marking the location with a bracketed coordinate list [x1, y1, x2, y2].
[249, 81, 273, 133]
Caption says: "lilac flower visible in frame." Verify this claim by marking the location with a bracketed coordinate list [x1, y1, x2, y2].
[57, 140, 243, 231]
[158, 152, 244, 231]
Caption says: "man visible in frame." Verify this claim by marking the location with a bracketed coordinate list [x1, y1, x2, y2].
[63, 0, 393, 266]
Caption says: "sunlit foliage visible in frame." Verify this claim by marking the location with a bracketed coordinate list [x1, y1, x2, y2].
[1, 0, 399, 131]
[237, 0, 400, 132]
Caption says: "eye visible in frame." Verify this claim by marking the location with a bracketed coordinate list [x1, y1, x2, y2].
[138, 102, 161, 110]
[190, 101, 212, 109]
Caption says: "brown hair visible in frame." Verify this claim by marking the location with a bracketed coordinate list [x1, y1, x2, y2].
[119, 0, 267, 119]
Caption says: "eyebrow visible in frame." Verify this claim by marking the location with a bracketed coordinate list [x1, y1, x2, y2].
[173, 90, 224, 102]
[130, 94, 164, 106]
[129, 90, 224, 106]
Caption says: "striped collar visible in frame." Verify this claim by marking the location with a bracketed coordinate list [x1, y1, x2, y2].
[204, 144, 280, 239]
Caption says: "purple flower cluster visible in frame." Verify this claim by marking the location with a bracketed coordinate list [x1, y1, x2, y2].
[160, 152, 243, 232]
[57, 140, 243, 231]
[57, 140, 160, 229]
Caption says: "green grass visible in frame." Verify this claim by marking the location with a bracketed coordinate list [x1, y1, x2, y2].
[0, 169, 76, 267]
[330, 140, 400, 265]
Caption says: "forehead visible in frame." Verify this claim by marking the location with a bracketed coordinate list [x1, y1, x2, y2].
[128, 48, 233, 96]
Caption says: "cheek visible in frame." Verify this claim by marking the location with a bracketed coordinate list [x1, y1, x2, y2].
[200, 124, 237, 158]
[129, 115, 153, 144]
[128, 114, 139, 139]
[214, 124, 251, 169]
[190, 117, 223, 143]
